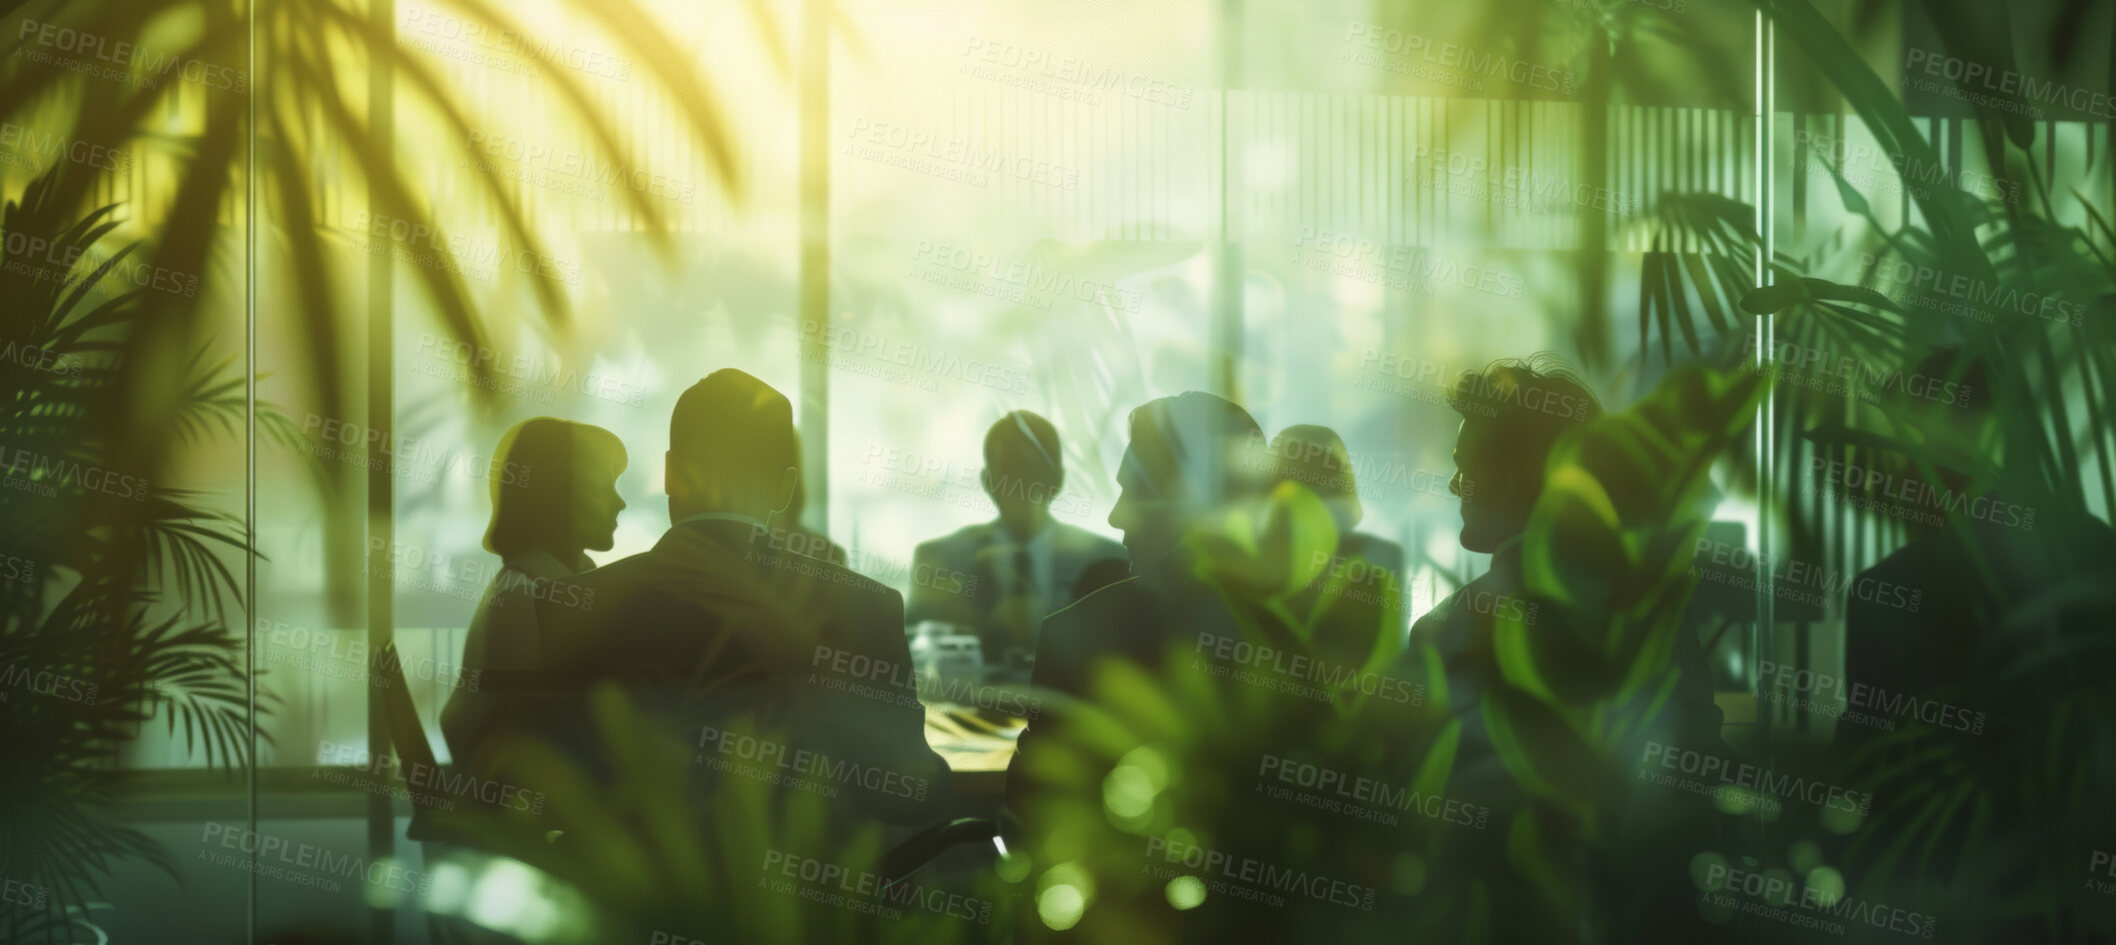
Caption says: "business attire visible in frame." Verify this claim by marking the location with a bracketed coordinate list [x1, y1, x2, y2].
[1843, 504, 2113, 747]
[1408, 537, 1524, 716]
[905, 520, 1125, 666]
[1009, 541, 1431, 941]
[1004, 554, 1276, 939]
[1399, 535, 1527, 867]
[531, 514, 950, 827]
[1837, 504, 2113, 945]
[1411, 534, 1722, 743]
[1006, 551, 1233, 803]
[1011, 560, 1239, 726]
[1407, 534, 1726, 943]
[1011, 529, 1419, 820]
[440, 550, 580, 773]
[1841, 534, 1976, 751]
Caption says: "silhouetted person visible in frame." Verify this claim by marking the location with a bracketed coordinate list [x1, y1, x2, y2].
[440, 417, 625, 775]
[1411, 357, 1721, 732]
[532, 369, 948, 827]
[1005, 392, 1266, 829]
[906, 411, 1124, 678]
[1269, 424, 1407, 669]
[1409, 357, 1604, 697]
[1269, 425, 1405, 577]
[1408, 357, 1723, 944]
[1069, 556, 1131, 605]
[1401, 358, 1606, 906]
[1839, 348, 1987, 749]
[1839, 347, 2113, 747]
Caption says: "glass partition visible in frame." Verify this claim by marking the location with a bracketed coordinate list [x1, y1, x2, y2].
[4, 0, 2110, 941]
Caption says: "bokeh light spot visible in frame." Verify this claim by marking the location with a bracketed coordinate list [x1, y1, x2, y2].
[1165, 875, 1207, 910]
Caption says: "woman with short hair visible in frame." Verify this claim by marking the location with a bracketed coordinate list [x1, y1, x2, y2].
[440, 417, 627, 771]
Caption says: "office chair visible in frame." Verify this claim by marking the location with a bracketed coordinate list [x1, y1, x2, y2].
[372, 643, 477, 844]
[374, 644, 997, 885]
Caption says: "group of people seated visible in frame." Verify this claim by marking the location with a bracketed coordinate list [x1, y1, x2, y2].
[427, 358, 1692, 848]
[417, 350, 2057, 937]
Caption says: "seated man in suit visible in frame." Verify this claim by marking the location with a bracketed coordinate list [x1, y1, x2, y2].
[530, 369, 948, 828]
[1840, 347, 1992, 750]
[1004, 392, 1267, 828]
[1007, 398, 1430, 941]
[906, 411, 1125, 677]
[1410, 357, 1603, 693]
[1840, 347, 2114, 750]
[1408, 357, 1721, 741]
[1406, 358, 1724, 942]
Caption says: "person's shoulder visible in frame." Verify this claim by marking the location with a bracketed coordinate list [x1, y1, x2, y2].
[915, 522, 996, 559]
[1849, 532, 1958, 609]
[832, 558, 900, 597]
[1406, 588, 1453, 640]
[1032, 574, 1146, 681]
[519, 550, 646, 617]
[1051, 522, 1123, 558]
[799, 553, 902, 609]
[1409, 573, 1490, 652]
[1045, 572, 1151, 629]
[572, 549, 655, 590]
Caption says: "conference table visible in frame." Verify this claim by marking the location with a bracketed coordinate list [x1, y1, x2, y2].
[923, 703, 1022, 807]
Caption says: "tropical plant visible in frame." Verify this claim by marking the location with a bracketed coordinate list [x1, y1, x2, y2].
[445, 687, 1011, 944]
[0, 2, 778, 933]
[0, 0, 784, 618]
[981, 367, 1767, 943]
[994, 479, 1454, 942]
[0, 169, 287, 943]
[0, 0, 773, 417]
[1625, 0, 2116, 938]
[1634, 0, 2114, 561]
[1479, 366, 1767, 942]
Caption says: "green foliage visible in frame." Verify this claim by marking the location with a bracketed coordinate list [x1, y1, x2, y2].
[1631, 1, 2116, 938]
[992, 367, 1771, 943]
[0, 169, 266, 944]
[1507, 367, 1764, 705]
[1486, 366, 1765, 941]
[449, 686, 1012, 944]
[0, 0, 766, 423]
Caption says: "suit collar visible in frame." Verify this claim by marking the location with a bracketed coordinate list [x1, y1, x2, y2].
[1490, 533, 1525, 562]
[654, 515, 773, 557]
[673, 511, 771, 532]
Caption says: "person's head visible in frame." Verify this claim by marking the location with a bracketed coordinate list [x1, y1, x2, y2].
[666, 369, 800, 524]
[1445, 355, 1602, 553]
[1269, 424, 1362, 535]
[483, 418, 627, 565]
[982, 411, 1066, 539]
[1109, 392, 1266, 571]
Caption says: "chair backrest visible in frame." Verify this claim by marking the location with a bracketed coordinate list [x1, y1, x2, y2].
[372, 643, 451, 816]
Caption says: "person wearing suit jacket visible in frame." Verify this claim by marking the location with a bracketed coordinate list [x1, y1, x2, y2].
[529, 369, 949, 828]
[1004, 393, 1267, 827]
[1408, 357, 1611, 725]
[906, 411, 1125, 675]
[1403, 356, 1724, 943]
